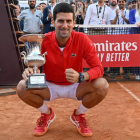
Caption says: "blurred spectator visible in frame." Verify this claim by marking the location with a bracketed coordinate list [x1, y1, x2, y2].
[75, 1, 86, 24]
[15, 4, 24, 31]
[131, 0, 137, 9]
[110, 0, 129, 24]
[104, 0, 109, 6]
[75, 0, 86, 32]
[70, 2, 76, 13]
[85, 0, 94, 10]
[18, 0, 43, 34]
[39, 2, 47, 11]
[43, 0, 57, 33]
[110, 0, 119, 11]
[89, 0, 94, 4]
[129, 0, 140, 80]
[128, 1, 132, 10]
[84, 0, 112, 25]
[15, 4, 21, 17]
[13, 0, 19, 5]
[36, 5, 43, 13]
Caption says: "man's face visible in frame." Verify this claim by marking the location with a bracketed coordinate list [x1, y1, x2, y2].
[36, 6, 42, 11]
[40, 4, 46, 10]
[98, 0, 104, 3]
[132, 1, 136, 9]
[110, 0, 117, 6]
[104, 0, 109, 6]
[51, 0, 56, 3]
[118, 0, 126, 9]
[54, 13, 75, 40]
[128, 4, 132, 10]
[28, 0, 36, 9]
[71, 4, 76, 11]
[15, 5, 21, 16]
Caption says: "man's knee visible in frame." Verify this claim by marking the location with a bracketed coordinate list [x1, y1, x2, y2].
[16, 80, 28, 100]
[92, 78, 109, 98]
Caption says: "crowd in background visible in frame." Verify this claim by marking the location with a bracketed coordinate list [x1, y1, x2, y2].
[14, 0, 140, 80]
[14, 0, 140, 33]
[14, 0, 139, 33]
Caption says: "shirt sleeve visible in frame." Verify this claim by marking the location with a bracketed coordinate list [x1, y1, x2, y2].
[18, 11, 25, 21]
[82, 34, 104, 81]
[107, 8, 112, 24]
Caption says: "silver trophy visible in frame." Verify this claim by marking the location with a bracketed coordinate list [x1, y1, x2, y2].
[19, 34, 48, 90]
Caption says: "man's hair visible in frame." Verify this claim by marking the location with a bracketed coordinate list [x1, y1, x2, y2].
[53, 3, 75, 21]
[128, 1, 131, 5]
[39, 2, 47, 5]
[117, 0, 126, 3]
[28, 0, 36, 2]
[70, 2, 76, 5]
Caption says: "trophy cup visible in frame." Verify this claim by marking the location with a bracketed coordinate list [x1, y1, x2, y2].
[19, 34, 48, 90]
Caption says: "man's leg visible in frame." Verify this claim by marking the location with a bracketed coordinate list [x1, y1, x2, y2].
[16, 80, 56, 136]
[76, 77, 109, 109]
[70, 78, 109, 137]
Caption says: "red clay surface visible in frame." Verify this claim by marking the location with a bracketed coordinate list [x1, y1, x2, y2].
[0, 81, 140, 140]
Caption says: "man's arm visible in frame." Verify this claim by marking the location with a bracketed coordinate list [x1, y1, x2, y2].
[65, 68, 90, 83]
[110, 9, 119, 24]
[121, 10, 129, 24]
[82, 35, 104, 81]
[42, 7, 51, 24]
[18, 10, 25, 21]
[65, 33, 104, 83]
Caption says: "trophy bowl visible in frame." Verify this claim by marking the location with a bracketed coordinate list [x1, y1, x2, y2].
[19, 34, 48, 90]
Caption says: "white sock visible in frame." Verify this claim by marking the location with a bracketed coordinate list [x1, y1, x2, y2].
[37, 102, 49, 114]
[76, 103, 89, 115]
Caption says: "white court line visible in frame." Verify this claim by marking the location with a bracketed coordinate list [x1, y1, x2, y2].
[117, 82, 140, 103]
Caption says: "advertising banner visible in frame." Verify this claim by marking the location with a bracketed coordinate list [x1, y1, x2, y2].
[83, 34, 140, 67]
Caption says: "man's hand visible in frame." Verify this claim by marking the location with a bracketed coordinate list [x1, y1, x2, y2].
[116, 9, 119, 17]
[65, 68, 79, 83]
[121, 10, 124, 18]
[48, 9, 53, 19]
[135, 22, 140, 27]
[22, 67, 40, 81]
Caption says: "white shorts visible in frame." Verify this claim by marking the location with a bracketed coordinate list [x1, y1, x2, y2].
[45, 81, 79, 102]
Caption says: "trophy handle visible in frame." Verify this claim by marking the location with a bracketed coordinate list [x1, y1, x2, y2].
[20, 51, 26, 59]
[42, 52, 47, 58]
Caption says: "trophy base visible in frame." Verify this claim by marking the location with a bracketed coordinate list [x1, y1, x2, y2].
[25, 73, 48, 90]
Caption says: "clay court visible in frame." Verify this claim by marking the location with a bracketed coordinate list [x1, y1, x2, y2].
[0, 81, 140, 140]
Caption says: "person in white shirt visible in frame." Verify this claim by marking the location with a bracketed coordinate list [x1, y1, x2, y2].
[84, 0, 112, 25]
[110, 0, 129, 25]
[18, 0, 43, 34]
